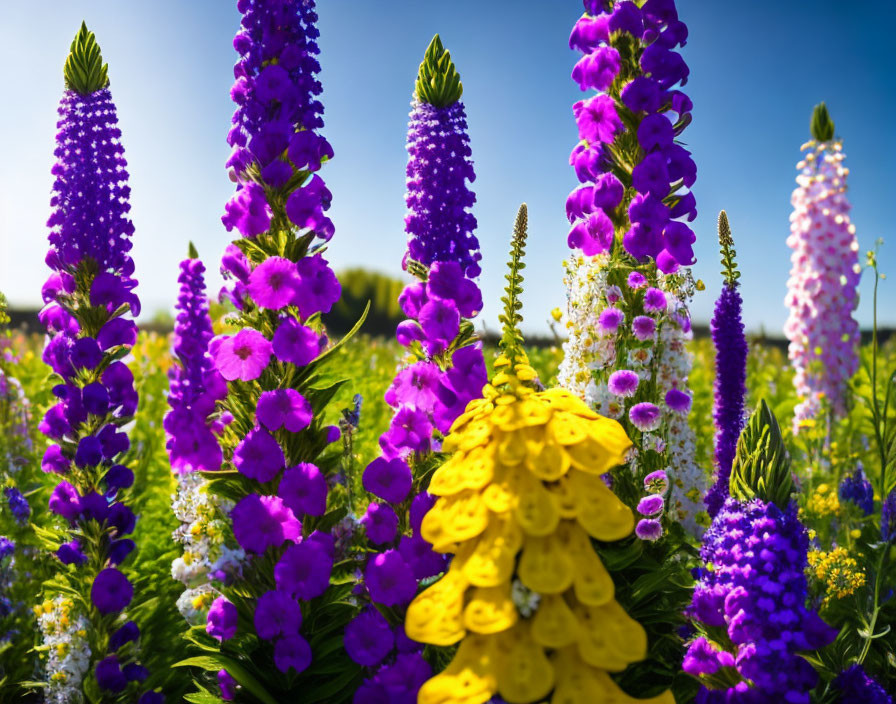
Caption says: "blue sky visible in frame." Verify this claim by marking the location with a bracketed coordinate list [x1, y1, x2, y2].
[0, 0, 893, 335]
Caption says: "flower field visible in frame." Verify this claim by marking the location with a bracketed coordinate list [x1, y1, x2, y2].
[1, 1, 895, 703]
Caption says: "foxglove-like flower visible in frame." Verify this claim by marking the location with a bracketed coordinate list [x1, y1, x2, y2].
[203, 1, 356, 695]
[38, 24, 159, 701]
[351, 36, 487, 695]
[567, 0, 696, 269]
[705, 212, 747, 518]
[785, 104, 860, 428]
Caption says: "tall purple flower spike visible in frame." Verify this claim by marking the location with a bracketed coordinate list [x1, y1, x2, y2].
[40, 23, 162, 702]
[567, 0, 696, 272]
[348, 36, 485, 699]
[164, 247, 227, 474]
[705, 212, 747, 518]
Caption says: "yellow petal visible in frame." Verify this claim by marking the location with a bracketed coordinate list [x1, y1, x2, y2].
[545, 474, 578, 518]
[497, 431, 527, 466]
[531, 593, 580, 649]
[525, 439, 570, 481]
[573, 598, 647, 671]
[430, 447, 495, 497]
[558, 521, 615, 606]
[515, 472, 560, 537]
[566, 436, 628, 476]
[405, 568, 468, 646]
[548, 413, 592, 446]
[518, 534, 574, 595]
[456, 418, 495, 452]
[541, 388, 592, 416]
[464, 584, 518, 635]
[569, 470, 634, 542]
[418, 635, 498, 704]
[590, 669, 676, 704]
[482, 464, 522, 514]
[495, 623, 555, 704]
[456, 514, 522, 587]
[422, 490, 490, 552]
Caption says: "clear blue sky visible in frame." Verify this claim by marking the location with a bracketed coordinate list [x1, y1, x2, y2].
[1, 1, 893, 335]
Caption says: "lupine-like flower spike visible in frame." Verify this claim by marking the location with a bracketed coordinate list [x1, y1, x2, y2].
[165, 247, 244, 619]
[704, 211, 747, 517]
[405, 206, 672, 704]
[37, 23, 162, 703]
[559, 0, 705, 536]
[347, 36, 486, 700]
[685, 402, 837, 702]
[785, 103, 861, 430]
[200, 1, 359, 699]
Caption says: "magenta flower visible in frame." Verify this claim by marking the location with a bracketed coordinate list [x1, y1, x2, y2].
[418, 299, 460, 355]
[247, 256, 301, 310]
[274, 635, 312, 674]
[207, 596, 238, 641]
[427, 261, 482, 318]
[643, 286, 667, 312]
[629, 402, 662, 432]
[598, 307, 625, 333]
[637, 495, 664, 516]
[214, 329, 272, 381]
[362, 502, 399, 545]
[627, 271, 647, 289]
[233, 427, 284, 482]
[665, 388, 692, 414]
[567, 210, 614, 255]
[272, 318, 324, 366]
[364, 549, 417, 607]
[573, 94, 622, 145]
[294, 255, 341, 319]
[384, 362, 441, 412]
[256, 389, 313, 433]
[91, 568, 133, 614]
[344, 607, 394, 668]
[222, 182, 272, 238]
[231, 494, 300, 554]
[279, 463, 327, 517]
[254, 590, 301, 641]
[363, 457, 413, 504]
[274, 537, 333, 600]
[607, 370, 639, 397]
[382, 407, 433, 455]
[635, 518, 663, 541]
[632, 315, 657, 341]
[571, 45, 621, 92]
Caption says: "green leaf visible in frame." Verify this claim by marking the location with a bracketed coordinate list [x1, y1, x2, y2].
[63, 22, 110, 95]
[174, 656, 278, 704]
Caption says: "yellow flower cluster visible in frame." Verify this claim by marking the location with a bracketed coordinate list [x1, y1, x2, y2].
[808, 547, 866, 604]
[406, 356, 672, 704]
[802, 483, 840, 518]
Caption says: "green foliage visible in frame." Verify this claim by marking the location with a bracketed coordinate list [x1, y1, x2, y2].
[717, 210, 740, 287]
[730, 399, 794, 507]
[498, 204, 528, 366]
[64, 22, 109, 95]
[415, 34, 463, 108]
[810, 102, 835, 143]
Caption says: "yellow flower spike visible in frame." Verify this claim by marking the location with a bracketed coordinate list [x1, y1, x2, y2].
[518, 533, 575, 594]
[514, 471, 561, 537]
[531, 593, 581, 649]
[514, 364, 538, 382]
[464, 584, 518, 634]
[421, 490, 489, 551]
[406, 568, 469, 646]
[495, 623, 555, 704]
[574, 599, 647, 671]
[418, 635, 499, 704]
[552, 649, 674, 704]
[455, 515, 523, 587]
[568, 470, 634, 541]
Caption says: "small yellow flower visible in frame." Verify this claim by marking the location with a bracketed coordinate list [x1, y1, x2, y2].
[808, 547, 866, 605]
[551, 307, 563, 322]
